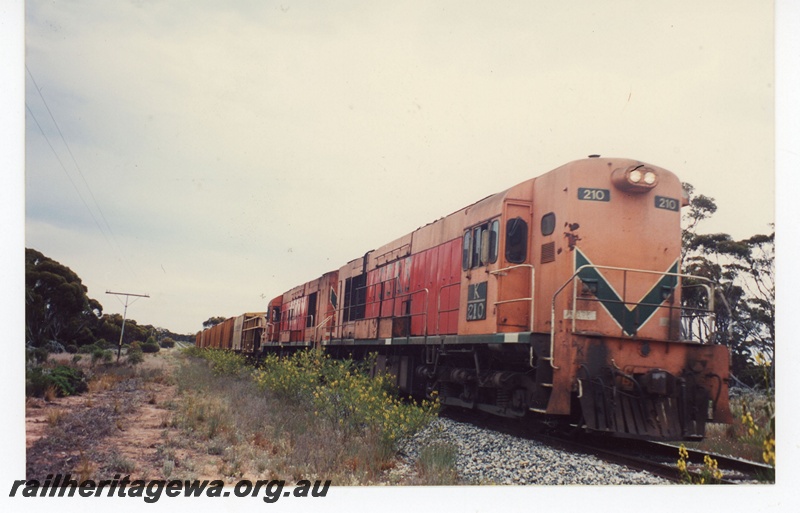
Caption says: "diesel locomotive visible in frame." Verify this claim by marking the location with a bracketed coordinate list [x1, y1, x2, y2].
[197, 156, 732, 440]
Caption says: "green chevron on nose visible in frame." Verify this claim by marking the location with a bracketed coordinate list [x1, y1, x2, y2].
[574, 248, 678, 336]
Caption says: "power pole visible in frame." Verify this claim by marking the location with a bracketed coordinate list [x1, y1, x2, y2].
[106, 290, 149, 363]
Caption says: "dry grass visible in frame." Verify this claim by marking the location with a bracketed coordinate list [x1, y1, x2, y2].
[164, 354, 434, 484]
[684, 390, 774, 464]
[416, 442, 459, 485]
[87, 373, 119, 393]
[29, 348, 439, 485]
[45, 408, 66, 426]
[43, 385, 59, 402]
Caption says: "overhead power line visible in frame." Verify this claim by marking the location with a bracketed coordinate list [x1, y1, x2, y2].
[25, 65, 139, 282]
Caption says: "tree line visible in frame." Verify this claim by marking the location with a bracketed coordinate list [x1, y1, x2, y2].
[25, 248, 194, 353]
[681, 183, 774, 387]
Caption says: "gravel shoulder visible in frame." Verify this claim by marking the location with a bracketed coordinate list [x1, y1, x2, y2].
[390, 418, 671, 485]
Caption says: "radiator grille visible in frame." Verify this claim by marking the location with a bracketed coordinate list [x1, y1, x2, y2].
[541, 242, 556, 263]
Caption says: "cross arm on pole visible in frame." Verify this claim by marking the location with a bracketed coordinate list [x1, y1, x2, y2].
[105, 291, 150, 363]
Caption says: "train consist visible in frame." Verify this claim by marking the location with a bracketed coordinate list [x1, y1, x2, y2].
[197, 156, 732, 440]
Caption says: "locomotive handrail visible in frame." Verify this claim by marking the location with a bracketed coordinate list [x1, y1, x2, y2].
[374, 243, 411, 266]
[390, 286, 430, 337]
[342, 282, 430, 339]
[263, 322, 274, 346]
[314, 314, 335, 345]
[489, 264, 535, 331]
[489, 264, 537, 369]
[305, 314, 314, 337]
[549, 265, 717, 371]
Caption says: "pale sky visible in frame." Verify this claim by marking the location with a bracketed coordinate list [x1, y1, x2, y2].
[19, 0, 776, 336]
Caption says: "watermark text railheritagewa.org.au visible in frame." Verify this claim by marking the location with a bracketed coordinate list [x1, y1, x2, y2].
[9, 474, 331, 503]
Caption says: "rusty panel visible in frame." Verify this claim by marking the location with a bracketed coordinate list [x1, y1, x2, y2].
[370, 233, 413, 271]
[241, 312, 266, 352]
[265, 296, 282, 343]
[365, 267, 381, 320]
[281, 283, 307, 338]
[335, 255, 369, 339]
[393, 257, 412, 317]
[219, 317, 235, 349]
[423, 244, 440, 336]
[378, 263, 396, 319]
[354, 318, 377, 339]
[439, 239, 461, 334]
[409, 249, 428, 335]
[210, 324, 220, 348]
[430, 241, 461, 336]
[303, 271, 338, 344]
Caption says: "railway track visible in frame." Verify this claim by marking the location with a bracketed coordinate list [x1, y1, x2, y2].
[537, 433, 772, 484]
[440, 409, 771, 484]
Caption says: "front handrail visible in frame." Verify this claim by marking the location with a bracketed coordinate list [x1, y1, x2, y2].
[549, 265, 717, 370]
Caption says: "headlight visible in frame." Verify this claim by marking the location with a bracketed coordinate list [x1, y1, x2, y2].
[611, 164, 659, 193]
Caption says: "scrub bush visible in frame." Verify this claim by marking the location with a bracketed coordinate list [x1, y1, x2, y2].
[26, 364, 88, 397]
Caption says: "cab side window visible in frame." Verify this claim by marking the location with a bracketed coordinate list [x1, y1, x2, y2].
[462, 219, 500, 270]
[541, 212, 556, 236]
[505, 217, 528, 263]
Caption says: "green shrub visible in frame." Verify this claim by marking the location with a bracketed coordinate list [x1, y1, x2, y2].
[183, 347, 248, 377]
[96, 339, 111, 350]
[127, 348, 144, 366]
[29, 347, 50, 364]
[252, 350, 439, 447]
[141, 342, 161, 353]
[91, 348, 113, 366]
[78, 343, 99, 354]
[26, 364, 88, 397]
[65, 344, 78, 354]
[160, 338, 176, 349]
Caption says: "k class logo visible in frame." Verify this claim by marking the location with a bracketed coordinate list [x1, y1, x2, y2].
[574, 248, 678, 336]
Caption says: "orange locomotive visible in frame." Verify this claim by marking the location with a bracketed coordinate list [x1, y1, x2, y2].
[200, 156, 732, 440]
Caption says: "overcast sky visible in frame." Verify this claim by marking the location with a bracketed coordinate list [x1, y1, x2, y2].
[21, 0, 776, 335]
